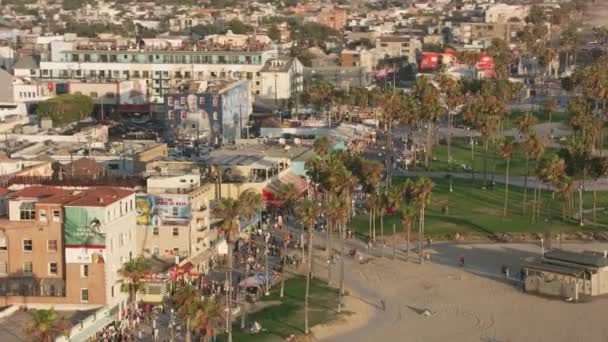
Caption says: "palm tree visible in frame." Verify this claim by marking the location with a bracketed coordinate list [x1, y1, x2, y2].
[279, 182, 299, 216]
[212, 198, 240, 342]
[542, 97, 559, 124]
[25, 308, 71, 342]
[118, 256, 150, 309]
[313, 136, 331, 160]
[537, 156, 566, 248]
[436, 73, 464, 192]
[526, 133, 545, 221]
[401, 205, 416, 261]
[413, 178, 433, 265]
[173, 285, 200, 342]
[385, 187, 402, 259]
[518, 112, 537, 213]
[556, 176, 575, 220]
[327, 197, 349, 313]
[299, 199, 318, 334]
[415, 77, 443, 169]
[377, 188, 388, 257]
[497, 139, 515, 217]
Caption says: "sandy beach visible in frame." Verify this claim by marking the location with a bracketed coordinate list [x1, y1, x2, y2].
[313, 242, 608, 342]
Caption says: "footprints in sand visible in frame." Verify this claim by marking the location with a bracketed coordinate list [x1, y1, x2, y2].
[438, 304, 495, 332]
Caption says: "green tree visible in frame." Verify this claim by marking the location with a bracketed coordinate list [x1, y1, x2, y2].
[25, 308, 71, 342]
[413, 178, 433, 265]
[299, 199, 318, 334]
[173, 285, 220, 342]
[497, 139, 515, 217]
[37, 94, 93, 125]
[268, 24, 281, 41]
[118, 257, 151, 309]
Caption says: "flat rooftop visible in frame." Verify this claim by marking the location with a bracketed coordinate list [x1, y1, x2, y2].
[205, 143, 312, 164]
[0, 309, 97, 342]
[11, 140, 164, 159]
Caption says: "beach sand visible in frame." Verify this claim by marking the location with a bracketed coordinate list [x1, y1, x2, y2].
[316, 242, 608, 342]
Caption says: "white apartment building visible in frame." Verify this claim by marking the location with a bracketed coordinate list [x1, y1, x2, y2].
[14, 37, 279, 103]
[259, 57, 304, 101]
[485, 4, 530, 24]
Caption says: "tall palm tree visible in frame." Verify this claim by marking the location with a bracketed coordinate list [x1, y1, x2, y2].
[279, 182, 299, 216]
[313, 136, 331, 160]
[436, 72, 464, 192]
[212, 198, 240, 342]
[556, 176, 575, 220]
[413, 178, 433, 265]
[385, 187, 402, 259]
[173, 285, 201, 342]
[526, 133, 546, 221]
[518, 112, 537, 213]
[542, 97, 559, 124]
[401, 205, 416, 261]
[377, 188, 388, 257]
[327, 197, 349, 313]
[118, 256, 150, 309]
[25, 308, 71, 342]
[299, 199, 318, 334]
[497, 139, 515, 217]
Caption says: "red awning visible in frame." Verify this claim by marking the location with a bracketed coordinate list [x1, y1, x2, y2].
[263, 171, 309, 206]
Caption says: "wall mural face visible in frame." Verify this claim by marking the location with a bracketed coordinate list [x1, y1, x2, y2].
[165, 93, 220, 143]
[136, 194, 191, 226]
[64, 207, 105, 264]
[120, 80, 148, 105]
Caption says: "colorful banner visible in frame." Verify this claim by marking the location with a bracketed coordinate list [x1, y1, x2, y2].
[136, 194, 191, 226]
[64, 207, 106, 247]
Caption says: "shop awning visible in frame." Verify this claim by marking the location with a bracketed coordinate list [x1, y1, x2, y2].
[263, 171, 309, 205]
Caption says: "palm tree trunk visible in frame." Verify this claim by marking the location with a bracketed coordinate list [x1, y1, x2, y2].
[368, 209, 372, 239]
[380, 214, 384, 258]
[425, 122, 432, 169]
[503, 158, 510, 218]
[227, 245, 233, 342]
[392, 223, 396, 260]
[406, 222, 411, 260]
[419, 208, 424, 265]
[327, 222, 333, 285]
[483, 140, 488, 186]
[523, 158, 529, 214]
[186, 318, 192, 342]
[337, 223, 345, 313]
[305, 224, 313, 334]
[280, 242, 286, 298]
[593, 189, 597, 223]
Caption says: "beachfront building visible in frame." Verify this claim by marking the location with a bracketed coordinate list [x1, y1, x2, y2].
[13, 36, 279, 103]
[523, 249, 608, 299]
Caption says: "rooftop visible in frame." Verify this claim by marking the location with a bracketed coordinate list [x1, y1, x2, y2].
[65, 187, 133, 207]
[8, 186, 66, 200]
[544, 249, 608, 268]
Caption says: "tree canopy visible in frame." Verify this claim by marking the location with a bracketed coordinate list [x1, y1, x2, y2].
[37, 94, 93, 126]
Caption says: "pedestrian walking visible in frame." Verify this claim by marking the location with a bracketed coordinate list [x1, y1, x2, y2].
[459, 255, 465, 266]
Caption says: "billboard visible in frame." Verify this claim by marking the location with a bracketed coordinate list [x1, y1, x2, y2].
[64, 207, 106, 264]
[120, 80, 148, 105]
[136, 194, 191, 226]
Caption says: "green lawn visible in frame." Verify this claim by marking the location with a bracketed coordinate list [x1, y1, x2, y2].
[218, 277, 339, 341]
[417, 137, 559, 176]
[503, 109, 570, 130]
[352, 177, 608, 240]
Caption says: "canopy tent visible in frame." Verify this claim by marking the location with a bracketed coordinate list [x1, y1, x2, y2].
[263, 171, 309, 206]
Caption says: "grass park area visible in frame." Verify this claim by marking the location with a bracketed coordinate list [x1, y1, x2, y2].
[219, 277, 340, 342]
[352, 177, 608, 240]
[503, 109, 569, 130]
[418, 137, 559, 176]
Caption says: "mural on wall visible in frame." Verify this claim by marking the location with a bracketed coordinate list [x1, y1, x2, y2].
[221, 81, 251, 142]
[165, 93, 220, 143]
[64, 207, 106, 263]
[136, 194, 191, 226]
[120, 80, 148, 105]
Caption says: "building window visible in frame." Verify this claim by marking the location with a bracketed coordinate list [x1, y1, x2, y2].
[173, 227, 179, 237]
[111, 285, 114, 298]
[153, 227, 159, 236]
[119, 234, 125, 247]
[0, 262, 7, 275]
[20, 203, 35, 220]
[81, 288, 89, 302]
[153, 247, 159, 256]
[39, 210, 47, 222]
[90, 92, 98, 98]
[173, 248, 179, 255]
[23, 239, 32, 252]
[52, 210, 60, 222]
[49, 262, 58, 276]
[172, 207, 179, 216]
[81, 265, 89, 278]
[23, 262, 33, 276]
[47, 240, 58, 252]
[0, 238, 6, 251]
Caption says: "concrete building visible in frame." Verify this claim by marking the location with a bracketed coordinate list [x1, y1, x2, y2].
[341, 49, 379, 72]
[15, 37, 279, 102]
[135, 173, 213, 261]
[375, 35, 422, 63]
[303, 65, 372, 89]
[451, 21, 525, 44]
[259, 57, 304, 102]
[63, 187, 137, 308]
[0, 46, 16, 71]
[524, 249, 608, 299]
[318, 7, 348, 31]
[164, 80, 252, 144]
[485, 4, 530, 24]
